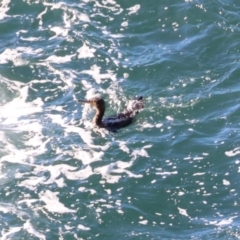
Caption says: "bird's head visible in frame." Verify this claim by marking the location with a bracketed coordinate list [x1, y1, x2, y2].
[78, 96, 105, 110]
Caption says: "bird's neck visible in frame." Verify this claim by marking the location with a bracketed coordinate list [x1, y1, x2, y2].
[93, 107, 105, 127]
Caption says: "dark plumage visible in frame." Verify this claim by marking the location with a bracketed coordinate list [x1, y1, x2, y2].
[78, 96, 144, 132]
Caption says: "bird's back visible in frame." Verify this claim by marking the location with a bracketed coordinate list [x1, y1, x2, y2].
[102, 114, 134, 131]
[102, 96, 144, 131]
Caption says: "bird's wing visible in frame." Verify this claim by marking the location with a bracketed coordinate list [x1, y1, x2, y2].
[102, 115, 134, 131]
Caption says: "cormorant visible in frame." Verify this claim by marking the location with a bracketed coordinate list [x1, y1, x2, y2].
[78, 96, 144, 132]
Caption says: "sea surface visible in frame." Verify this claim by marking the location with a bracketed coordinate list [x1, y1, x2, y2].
[1, 0, 240, 239]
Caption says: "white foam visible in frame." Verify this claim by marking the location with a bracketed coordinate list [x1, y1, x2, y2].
[65, 126, 94, 147]
[0, 204, 9, 214]
[77, 224, 90, 231]
[0, 47, 41, 65]
[34, 164, 73, 186]
[94, 164, 121, 184]
[215, 218, 233, 226]
[193, 156, 204, 160]
[77, 43, 96, 59]
[121, 21, 128, 27]
[63, 8, 90, 27]
[193, 172, 205, 176]
[45, 54, 74, 63]
[178, 191, 185, 196]
[24, 133, 45, 147]
[50, 26, 69, 39]
[0, 0, 10, 20]
[18, 176, 46, 191]
[94, 160, 142, 184]
[78, 187, 86, 192]
[127, 4, 140, 15]
[23, 220, 46, 240]
[142, 123, 154, 128]
[77, 12, 90, 22]
[104, 189, 111, 194]
[223, 179, 230, 185]
[81, 79, 93, 90]
[1, 86, 43, 121]
[39, 190, 76, 213]
[117, 141, 130, 153]
[139, 220, 148, 225]
[131, 147, 150, 160]
[225, 147, 240, 157]
[80, 65, 116, 84]
[1, 116, 48, 165]
[102, 0, 117, 5]
[104, 32, 124, 39]
[117, 209, 124, 214]
[1, 226, 22, 240]
[156, 171, 178, 175]
[166, 116, 174, 121]
[178, 207, 189, 217]
[74, 149, 104, 165]
[78, 187, 96, 195]
[1, 125, 47, 165]
[37, 7, 47, 26]
[209, 216, 237, 226]
[62, 165, 93, 180]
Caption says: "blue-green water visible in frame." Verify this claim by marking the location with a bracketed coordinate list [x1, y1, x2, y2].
[1, 0, 240, 239]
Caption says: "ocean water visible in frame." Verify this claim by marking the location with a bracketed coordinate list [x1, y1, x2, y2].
[1, 0, 240, 239]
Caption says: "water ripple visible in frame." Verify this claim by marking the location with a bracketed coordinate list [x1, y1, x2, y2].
[1, 0, 240, 239]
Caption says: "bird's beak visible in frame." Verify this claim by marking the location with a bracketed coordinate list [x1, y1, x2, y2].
[78, 99, 90, 103]
[78, 99, 94, 106]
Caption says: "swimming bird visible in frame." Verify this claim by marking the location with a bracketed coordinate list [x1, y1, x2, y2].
[78, 96, 144, 132]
